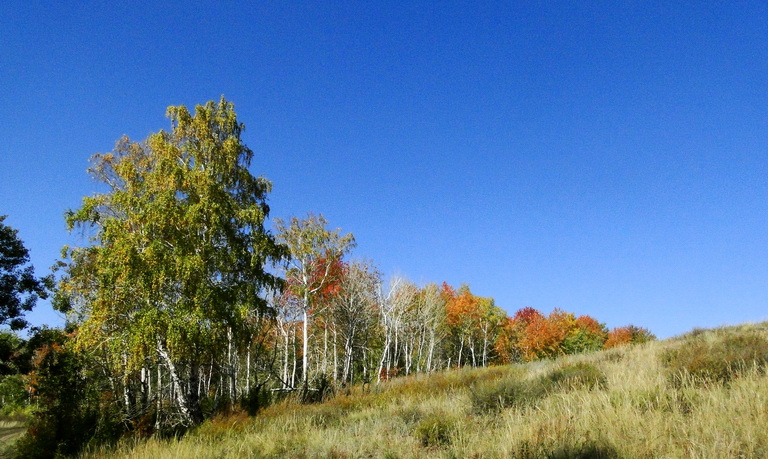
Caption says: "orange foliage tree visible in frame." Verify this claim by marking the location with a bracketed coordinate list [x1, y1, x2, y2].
[605, 325, 655, 348]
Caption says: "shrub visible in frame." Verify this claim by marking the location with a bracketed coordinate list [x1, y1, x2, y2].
[662, 332, 768, 386]
[546, 362, 607, 391]
[414, 414, 453, 447]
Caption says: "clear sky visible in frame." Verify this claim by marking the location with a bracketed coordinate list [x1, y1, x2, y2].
[1, 1, 766, 339]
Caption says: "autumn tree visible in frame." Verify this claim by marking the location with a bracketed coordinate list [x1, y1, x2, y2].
[493, 317, 519, 364]
[441, 283, 502, 368]
[605, 325, 655, 348]
[413, 283, 446, 373]
[0, 216, 50, 330]
[562, 315, 608, 354]
[274, 214, 355, 387]
[56, 98, 287, 426]
[331, 260, 379, 384]
[376, 276, 417, 381]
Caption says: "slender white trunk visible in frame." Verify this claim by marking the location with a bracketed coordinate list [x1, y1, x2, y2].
[302, 306, 309, 385]
[426, 330, 435, 373]
[282, 327, 289, 388]
[156, 339, 193, 425]
[246, 341, 252, 394]
[155, 364, 162, 431]
[291, 329, 298, 387]
[416, 328, 426, 373]
[323, 327, 328, 376]
[343, 336, 352, 383]
[377, 335, 390, 383]
[470, 336, 477, 367]
[333, 327, 338, 382]
[227, 327, 235, 399]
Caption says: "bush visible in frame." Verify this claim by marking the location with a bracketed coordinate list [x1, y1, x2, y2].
[662, 332, 768, 386]
[414, 414, 453, 447]
[546, 362, 607, 391]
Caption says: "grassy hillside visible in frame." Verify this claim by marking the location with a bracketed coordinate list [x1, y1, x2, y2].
[82, 322, 768, 458]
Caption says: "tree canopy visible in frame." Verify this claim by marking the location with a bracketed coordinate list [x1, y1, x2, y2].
[0, 215, 49, 330]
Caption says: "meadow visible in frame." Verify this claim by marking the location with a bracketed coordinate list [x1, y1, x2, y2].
[75, 322, 768, 458]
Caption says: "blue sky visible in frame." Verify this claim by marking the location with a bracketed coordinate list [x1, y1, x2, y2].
[1, 1, 766, 338]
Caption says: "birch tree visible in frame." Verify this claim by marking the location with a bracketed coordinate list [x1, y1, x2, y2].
[56, 98, 287, 426]
[331, 260, 379, 384]
[274, 214, 354, 387]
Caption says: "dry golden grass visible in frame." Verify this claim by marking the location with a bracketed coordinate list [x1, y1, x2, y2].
[81, 322, 768, 458]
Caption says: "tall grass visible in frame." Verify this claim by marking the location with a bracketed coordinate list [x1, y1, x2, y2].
[79, 322, 768, 458]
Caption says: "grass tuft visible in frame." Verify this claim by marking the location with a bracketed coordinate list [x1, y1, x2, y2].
[413, 413, 454, 447]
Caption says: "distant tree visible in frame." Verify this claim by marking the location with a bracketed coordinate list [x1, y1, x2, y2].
[377, 276, 417, 381]
[562, 315, 608, 354]
[414, 283, 446, 373]
[274, 214, 355, 386]
[605, 325, 655, 348]
[518, 309, 569, 360]
[56, 98, 288, 425]
[331, 260, 379, 384]
[475, 297, 505, 367]
[0, 216, 50, 330]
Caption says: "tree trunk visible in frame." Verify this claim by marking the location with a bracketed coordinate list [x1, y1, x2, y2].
[333, 327, 338, 382]
[282, 327, 289, 388]
[156, 339, 195, 425]
[246, 340, 252, 394]
[426, 330, 435, 373]
[155, 364, 163, 431]
[291, 328, 298, 387]
[323, 326, 328, 377]
[302, 304, 309, 386]
[469, 336, 477, 367]
[377, 335, 390, 383]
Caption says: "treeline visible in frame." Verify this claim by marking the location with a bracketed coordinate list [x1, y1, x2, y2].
[0, 99, 652, 457]
[271, 259, 654, 390]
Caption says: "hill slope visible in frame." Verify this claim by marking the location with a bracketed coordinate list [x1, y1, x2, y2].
[85, 322, 768, 458]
